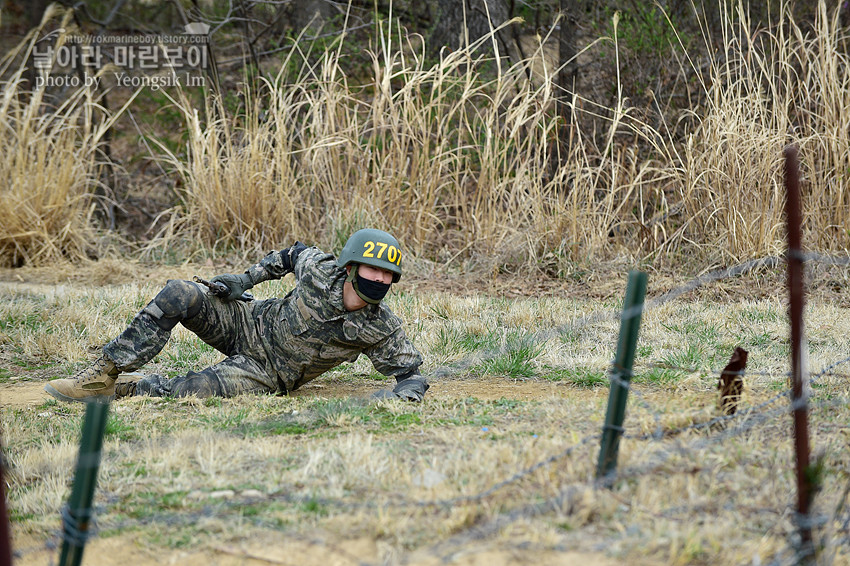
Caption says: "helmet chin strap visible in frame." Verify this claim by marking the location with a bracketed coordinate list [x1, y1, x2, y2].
[346, 264, 390, 304]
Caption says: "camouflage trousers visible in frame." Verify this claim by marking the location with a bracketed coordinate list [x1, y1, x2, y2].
[103, 280, 280, 398]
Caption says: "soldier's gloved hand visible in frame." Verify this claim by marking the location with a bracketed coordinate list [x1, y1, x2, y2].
[210, 273, 254, 301]
[283, 241, 309, 271]
[371, 389, 401, 401]
[391, 377, 429, 403]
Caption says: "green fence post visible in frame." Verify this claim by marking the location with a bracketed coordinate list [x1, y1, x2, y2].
[596, 270, 647, 486]
[59, 401, 110, 566]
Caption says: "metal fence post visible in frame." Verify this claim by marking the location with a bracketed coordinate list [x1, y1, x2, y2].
[784, 144, 814, 562]
[59, 401, 110, 566]
[596, 270, 647, 486]
[0, 427, 12, 566]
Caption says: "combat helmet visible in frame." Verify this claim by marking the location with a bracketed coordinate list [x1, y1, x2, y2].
[336, 228, 402, 282]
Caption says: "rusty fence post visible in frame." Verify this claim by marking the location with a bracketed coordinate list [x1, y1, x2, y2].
[784, 144, 814, 562]
[0, 427, 12, 566]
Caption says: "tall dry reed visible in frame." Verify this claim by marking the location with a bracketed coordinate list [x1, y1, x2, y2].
[156, 17, 634, 268]
[673, 0, 850, 263]
[166, 1, 850, 271]
[0, 6, 125, 268]
[7, 1, 850, 271]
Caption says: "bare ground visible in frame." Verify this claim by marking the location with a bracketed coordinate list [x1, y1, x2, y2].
[0, 378, 581, 410]
[11, 531, 623, 566]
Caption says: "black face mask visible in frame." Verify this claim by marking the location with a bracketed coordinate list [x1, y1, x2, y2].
[347, 265, 391, 304]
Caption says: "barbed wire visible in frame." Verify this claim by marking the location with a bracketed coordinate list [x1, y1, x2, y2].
[418, 250, 850, 530]
[56, 364, 845, 563]
[403, 391, 850, 566]
[634, 352, 850, 382]
[371, 250, 848, 561]
[311, 249, 848, 561]
[24, 381, 847, 563]
[621, 352, 850, 441]
[621, 393, 849, 481]
[430, 251, 849, 383]
[386, 392, 848, 566]
[800, 251, 850, 266]
[15, 251, 850, 562]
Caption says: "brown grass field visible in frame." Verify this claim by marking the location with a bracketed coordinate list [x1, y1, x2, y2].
[1, 262, 849, 565]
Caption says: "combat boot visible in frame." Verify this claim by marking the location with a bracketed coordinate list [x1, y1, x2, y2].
[44, 355, 120, 403]
[114, 373, 144, 399]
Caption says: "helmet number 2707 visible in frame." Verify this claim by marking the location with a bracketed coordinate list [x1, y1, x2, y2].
[362, 241, 401, 265]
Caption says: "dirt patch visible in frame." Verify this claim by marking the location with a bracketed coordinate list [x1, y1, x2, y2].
[1, 375, 585, 410]
[0, 381, 50, 409]
[13, 531, 625, 566]
[297, 377, 583, 403]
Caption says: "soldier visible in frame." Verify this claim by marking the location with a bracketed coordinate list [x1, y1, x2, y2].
[44, 229, 428, 403]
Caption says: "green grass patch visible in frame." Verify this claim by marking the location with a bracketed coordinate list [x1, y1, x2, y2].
[311, 398, 368, 425]
[658, 342, 709, 373]
[36, 398, 59, 410]
[0, 312, 46, 333]
[104, 414, 137, 441]
[8, 509, 36, 523]
[197, 408, 250, 430]
[634, 367, 687, 385]
[433, 325, 501, 357]
[149, 527, 198, 549]
[370, 407, 422, 431]
[478, 335, 545, 379]
[542, 367, 608, 387]
[235, 398, 423, 437]
[12, 357, 55, 371]
[122, 490, 196, 521]
[299, 497, 329, 516]
[239, 418, 311, 437]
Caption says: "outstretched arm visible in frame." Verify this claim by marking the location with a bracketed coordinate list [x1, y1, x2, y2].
[366, 329, 429, 402]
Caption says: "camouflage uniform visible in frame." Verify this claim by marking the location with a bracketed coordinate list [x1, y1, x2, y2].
[105, 247, 425, 398]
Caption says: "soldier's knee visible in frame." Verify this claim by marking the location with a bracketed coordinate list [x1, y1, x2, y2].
[136, 371, 225, 399]
[136, 374, 169, 397]
[142, 280, 205, 330]
[171, 371, 225, 398]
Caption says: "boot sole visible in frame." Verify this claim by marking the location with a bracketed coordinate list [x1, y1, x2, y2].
[44, 383, 114, 404]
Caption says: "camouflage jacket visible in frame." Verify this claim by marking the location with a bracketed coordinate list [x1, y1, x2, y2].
[250, 247, 424, 393]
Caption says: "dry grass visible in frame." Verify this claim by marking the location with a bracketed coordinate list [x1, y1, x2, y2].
[152, 19, 573, 264]
[1, 263, 849, 564]
[0, 6, 137, 268]
[140, 0, 850, 271]
[670, 0, 850, 263]
[3, 2, 850, 272]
